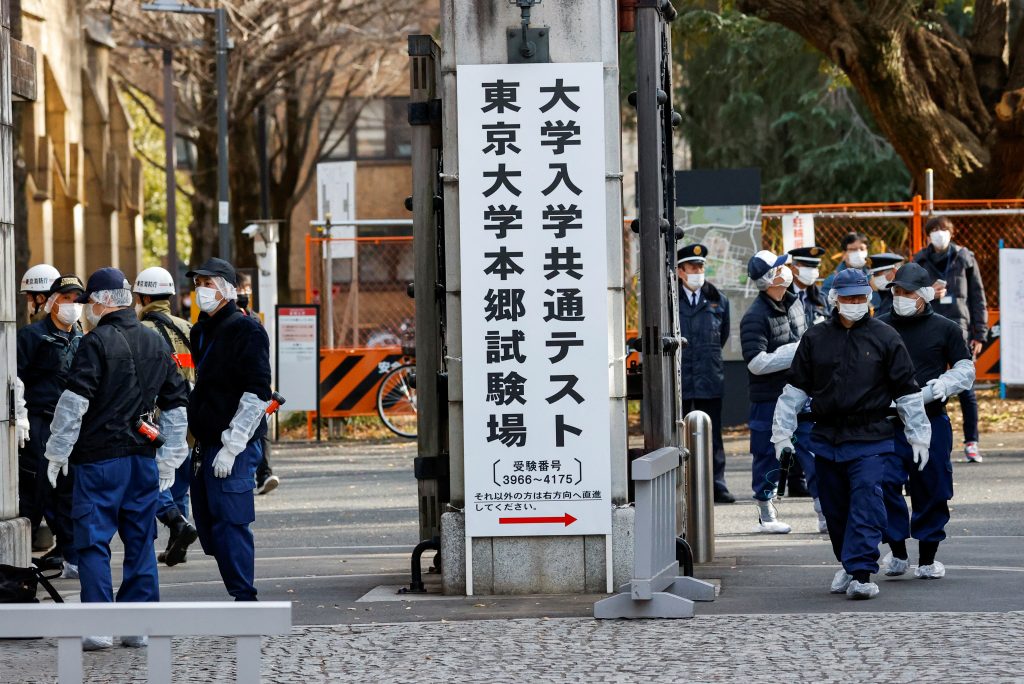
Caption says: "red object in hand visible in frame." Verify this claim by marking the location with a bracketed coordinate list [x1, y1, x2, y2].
[266, 392, 286, 415]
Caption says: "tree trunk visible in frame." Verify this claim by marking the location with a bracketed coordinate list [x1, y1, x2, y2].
[736, 0, 1024, 198]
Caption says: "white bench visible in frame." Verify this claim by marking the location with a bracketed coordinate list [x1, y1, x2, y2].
[0, 602, 292, 683]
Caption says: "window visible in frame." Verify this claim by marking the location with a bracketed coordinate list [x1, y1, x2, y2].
[321, 97, 411, 161]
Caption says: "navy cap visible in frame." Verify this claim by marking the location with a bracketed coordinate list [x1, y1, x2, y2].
[747, 250, 789, 281]
[867, 253, 905, 273]
[676, 243, 708, 265]
[77, 267, 131, 303]
[48, 274, 85, 296]
[788, 246, 825, 264]
[831, 268, 873, 297]
[186, 257, 237, 286]
[888, 263, 933, 292]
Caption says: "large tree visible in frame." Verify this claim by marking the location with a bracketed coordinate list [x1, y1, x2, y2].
[735, 0, 1024, 198]
[101, 0, 422, 286]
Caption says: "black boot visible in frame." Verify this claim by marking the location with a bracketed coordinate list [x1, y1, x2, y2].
[158, 512, 198, 567]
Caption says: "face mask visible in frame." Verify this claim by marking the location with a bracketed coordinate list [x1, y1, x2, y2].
[56, 302, 83, 326]
[237, 294, 250, 310]
[871, 274, 890, 291]
[796, 267, 819, 286]
[847, 249, 867, 269]
[893, 296, 921, 317]
[85, 303, 103, 328]
[838, 302, 869, 322]
[774, 267, 793, 288]
[196, 286, 221, 314]
[683, 274, 704, 291]
[930, 230, 951, 250]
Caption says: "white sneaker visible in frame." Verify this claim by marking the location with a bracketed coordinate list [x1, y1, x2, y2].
[847, 580, 880, 599]
[881, 552, 909, 577]
[830, 569, 853, 594]
[813, 498, 828, 534]
[755, 499, 792, 534]
[82, 636, 113, 651]
[915, 561, 946, 579]
[120, 636, 148, 648]
[60, 561, 79, 579]
[965, 442, 982, 463]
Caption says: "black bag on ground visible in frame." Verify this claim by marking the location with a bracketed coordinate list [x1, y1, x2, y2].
[0, 563, 64, 603]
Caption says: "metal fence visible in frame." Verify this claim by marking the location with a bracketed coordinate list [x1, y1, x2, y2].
[304, 236, 416, 349]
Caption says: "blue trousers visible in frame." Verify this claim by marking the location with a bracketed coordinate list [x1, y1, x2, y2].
[883, 414, 954, 545]
[812, 441, 889, 575]
[72, 456, 160, 603]
[192, 440, 261, 601]
[793, 420, 819, 499]
[749, 401, 780, 501]
[156, 455, 192, 520]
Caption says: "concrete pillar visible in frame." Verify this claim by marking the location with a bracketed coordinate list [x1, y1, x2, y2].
[438, 0, 627, 595]
[73, 202, 85, 277]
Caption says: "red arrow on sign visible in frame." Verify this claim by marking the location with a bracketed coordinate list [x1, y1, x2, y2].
[498, 513, 577, 527]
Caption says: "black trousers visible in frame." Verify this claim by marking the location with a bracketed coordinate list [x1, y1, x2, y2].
[680, 397, 729, 494]
[19, 413, 75, 560]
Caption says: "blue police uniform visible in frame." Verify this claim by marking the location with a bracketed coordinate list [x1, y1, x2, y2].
[60, 305, 188, 603]
[740, 290, 806, 501]
[877, 297, 972, 555]
[188, 292, 272, 601]
[16, 314, 82, 564]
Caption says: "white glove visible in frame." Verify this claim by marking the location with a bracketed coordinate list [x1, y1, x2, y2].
[912, 443, 929, 472]
[773, 438, 794, 460]
[16, 421, 30, 449]
[46, 460, 68, 489]
[212, 448, 237, 479]
[14, 378, 29, 448]
[157, 459, 176, 492]
[925, 378, 947, 402]
[920, 384, 935, 404]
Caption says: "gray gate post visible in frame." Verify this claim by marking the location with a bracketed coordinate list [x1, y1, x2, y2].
[682, 410, 714, 564]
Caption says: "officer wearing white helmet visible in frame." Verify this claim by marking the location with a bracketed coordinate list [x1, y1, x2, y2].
[20, 264, 61, 324]
[134, 266, 199, 566]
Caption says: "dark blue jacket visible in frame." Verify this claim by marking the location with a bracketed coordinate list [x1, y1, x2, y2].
[913, 244, 987, 342]
[678, 281, 730, 400]
[789, 283, 826, 330]
[188, 301, 272, 446]
[741, 291, 806, 403]
[16, 316, 82, 418]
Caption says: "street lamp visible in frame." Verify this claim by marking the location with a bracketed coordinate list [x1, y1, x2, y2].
[142, 0, 232, 261]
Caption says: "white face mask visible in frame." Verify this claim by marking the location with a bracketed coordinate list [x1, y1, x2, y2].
[85, 303, 103, 327]
[893, 295, 921, 317]
[684, 273, 705, 291]
[796, 266, 819, 286]
[871, 273, 891, 291]
[196, 286, 221, 314]
[838, 301, 869, 321]
[847, 249, 868, 269]
[56, 302, 83, 326]
[930, 230, 951, 250]
[774, 266, 793, 288]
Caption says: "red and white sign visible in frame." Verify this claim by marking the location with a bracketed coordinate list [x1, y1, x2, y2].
[276, 306, 319, 411]
[782, 212, 815, 253]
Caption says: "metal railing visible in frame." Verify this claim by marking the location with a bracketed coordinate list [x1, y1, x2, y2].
[681, 410, 715, 564]
[594, 446, 715, 619]
[0, 602, 292, 683]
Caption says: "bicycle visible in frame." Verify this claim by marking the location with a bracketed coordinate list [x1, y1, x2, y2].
[376, 357, 417, 439]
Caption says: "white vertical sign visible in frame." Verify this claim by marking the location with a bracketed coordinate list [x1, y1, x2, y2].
[276, 306, 319, 411]
[999, 248, 1024, 385]
[458, 62, 611, 538]
[316, 161, 357, 259]
[781, 212, 815, 253]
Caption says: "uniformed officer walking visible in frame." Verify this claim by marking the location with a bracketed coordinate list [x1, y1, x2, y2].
[44, 268, 189, 650]
[187, 258, 272, 601]
[867, 253, 904, 317]
[676, 244, 734, 503]
[19, 263, 61, 324]
[740, 250, 806, 533]
[877, 263, 975, 580]
[913, 216, 987, 463]
[134, 267, 200, 566]
[16, 275, 85, 575]
[772, 269, 930, 600]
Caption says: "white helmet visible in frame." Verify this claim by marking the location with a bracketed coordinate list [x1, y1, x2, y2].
[20, 264, 60, 293]
[134, 266, 176, 295]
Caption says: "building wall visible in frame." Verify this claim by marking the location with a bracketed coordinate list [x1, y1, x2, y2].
[18, 2, 142, 279]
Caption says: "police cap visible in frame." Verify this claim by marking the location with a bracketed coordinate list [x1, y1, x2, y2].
[787, 246, 825, 264]
[867, 253, 905, 274]
[47, 275, 85, 296]
[676, 243, 708, 265]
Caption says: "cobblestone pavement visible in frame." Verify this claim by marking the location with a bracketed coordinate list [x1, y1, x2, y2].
[3, 611, 1023, 683]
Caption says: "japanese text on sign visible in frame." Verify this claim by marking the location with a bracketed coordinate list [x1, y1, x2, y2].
[458, 62, 611, 537]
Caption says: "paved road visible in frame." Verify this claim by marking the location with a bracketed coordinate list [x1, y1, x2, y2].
[2, 434, 1022, 681]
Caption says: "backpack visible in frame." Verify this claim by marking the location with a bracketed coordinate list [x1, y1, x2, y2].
[0, 563, 64, 603]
